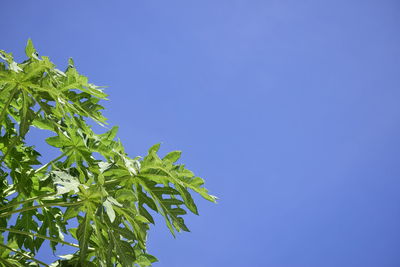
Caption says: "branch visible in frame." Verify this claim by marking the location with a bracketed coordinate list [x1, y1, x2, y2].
[3, 185, 16, 197]
[0, 192, 57, 213]
[0, 200, 85, 218]
[0, 227, 80, 249]
[35, 149, 71, 174]
[0, 242, 49, 267]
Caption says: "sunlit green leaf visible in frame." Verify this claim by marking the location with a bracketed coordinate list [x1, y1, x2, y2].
[52, 171, 81, 195]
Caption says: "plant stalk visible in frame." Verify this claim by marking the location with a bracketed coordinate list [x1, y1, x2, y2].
[0, 227, 80, 248]
[35, 149, 71, 174]
[0, 200, 85, 218]
[0, 242, 49, 266]
[0, 192, 57, 212]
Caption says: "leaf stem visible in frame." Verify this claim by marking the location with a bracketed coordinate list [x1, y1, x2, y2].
[0, 200, 85, 218]
[0, 227, 80, 248]
[0, 192, 57, 212]
[3, 185, 15, 197]
[35, 149, 70, 174]
[0, 242, 49, 266]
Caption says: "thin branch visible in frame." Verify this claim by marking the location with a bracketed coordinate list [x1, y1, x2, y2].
[0, 242, 49, 267]
[0, 200, 85, 218]
[3, 185, 16, 197]
[0, 227, 80, 249]
[0, 192, 57, 213]
[35, 149, 70, 174]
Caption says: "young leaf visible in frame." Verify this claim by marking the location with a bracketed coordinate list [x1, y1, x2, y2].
[25, 39, 39, 60]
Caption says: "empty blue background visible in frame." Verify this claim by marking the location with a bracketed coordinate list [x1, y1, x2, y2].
[2, 1, 400, 266]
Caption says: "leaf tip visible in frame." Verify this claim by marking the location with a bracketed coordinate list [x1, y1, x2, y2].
[25, 38, 37, 59]
[68, 57, 75, 68]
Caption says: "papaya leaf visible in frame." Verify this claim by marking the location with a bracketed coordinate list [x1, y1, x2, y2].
[0, 40, 216, 267]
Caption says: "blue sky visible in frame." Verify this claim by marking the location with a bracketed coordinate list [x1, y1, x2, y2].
[2, 1, 400, 266]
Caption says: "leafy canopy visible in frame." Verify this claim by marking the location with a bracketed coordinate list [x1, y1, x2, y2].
[0, 40, 216, 266]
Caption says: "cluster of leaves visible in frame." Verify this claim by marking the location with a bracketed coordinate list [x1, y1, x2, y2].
[0, 40, 216, 266]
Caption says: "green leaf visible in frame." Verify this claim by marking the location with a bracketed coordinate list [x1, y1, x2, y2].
[0, 41, 216, 267]
[32, 116, 55, 131]
[136, 254, 156, 267]
[123, 157, 139, 175]
[9, 208, 39, 253]
[63, 205, 80, 222]
[176, 185, 198, 215]
[108, 228, 136, 267]
[163, 150, 181, 163]
[148, 143, 160, 154]
[68, 57, 75, 68]
[52, 171, 81, 195]
[138, 206, 154, 224]
[115, 189, 137, 203]
[0, 257, 25, 266]
[111, 225, 136, 241]
[98, 161, 113, 173]
[46, 136, 68, 148]
[136, 253, 158, 267]
[9, 61, 22, 73]
[170, 207, 187, 216]
[38, 206, 66, 252]
[77, 214, 93, 263]
[19, 90, 32, 138]
[25, 39, 39, 60]
[103, 197, 122, 223]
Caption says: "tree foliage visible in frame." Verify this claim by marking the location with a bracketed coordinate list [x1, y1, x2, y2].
[0, 40, 216, 266]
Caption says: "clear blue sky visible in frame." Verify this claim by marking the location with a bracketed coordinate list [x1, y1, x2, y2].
[2, 1, 400, 266]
